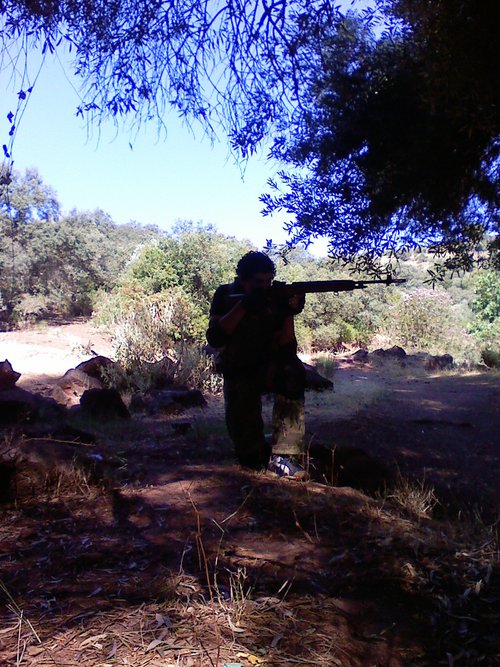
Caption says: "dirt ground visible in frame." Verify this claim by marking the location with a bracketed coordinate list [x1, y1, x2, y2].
[1, 321, 499, 666]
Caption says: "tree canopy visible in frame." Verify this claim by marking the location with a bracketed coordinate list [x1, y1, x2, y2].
[0, 0, 338, 149]
[262, 1, 500, 273]
[1, 1, 498, 272]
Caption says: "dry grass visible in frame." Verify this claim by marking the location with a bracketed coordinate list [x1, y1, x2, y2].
[386, 474, 438, 519]
[1, 588, 386, 667]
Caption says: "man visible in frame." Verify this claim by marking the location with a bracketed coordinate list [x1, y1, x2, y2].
[206, 251, 307, 478]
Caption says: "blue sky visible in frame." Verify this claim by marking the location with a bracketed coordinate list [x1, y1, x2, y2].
[1, 49, 320, 251]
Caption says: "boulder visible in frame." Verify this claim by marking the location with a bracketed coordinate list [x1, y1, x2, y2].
[409, 352, 433, 366]
[351, 349, 369, 361]
[425, 354, 454, 370]
[78, 388, 130, 421]
[163, 388, 207, 408]
[129, 392, 182, 416]
[52, 368, 103, 407]
[302, 362, 333, 391]
[370, 346, 407, 360]
[0, 359, 21, 390]
[385, 345, 407, 359]
[75, 356, 115, 382]
[0, 387, 64, 427]
[129, 388, 206, 415]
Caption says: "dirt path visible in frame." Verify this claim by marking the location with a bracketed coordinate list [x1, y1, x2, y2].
[308, 360, 500, 515]
[1, 322, 499, 666]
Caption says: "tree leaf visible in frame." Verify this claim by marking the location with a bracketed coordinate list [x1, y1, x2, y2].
[227, 615, 246, 633]
[146, 638, 165, 652]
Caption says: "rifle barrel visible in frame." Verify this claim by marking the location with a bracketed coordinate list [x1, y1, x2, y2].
[288, 278, 406, 293]
[226, 277, 406, 300]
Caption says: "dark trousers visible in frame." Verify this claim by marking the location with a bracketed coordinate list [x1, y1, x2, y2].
[223, 354, 306, 469]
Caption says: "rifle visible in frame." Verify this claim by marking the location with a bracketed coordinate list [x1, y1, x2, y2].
[229, 275, 406, 301]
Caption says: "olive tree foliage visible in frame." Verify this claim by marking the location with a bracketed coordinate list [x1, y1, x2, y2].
[1, 1, 498, 275]
[262, 0, 500, 275]
[0, 0, 342, 154]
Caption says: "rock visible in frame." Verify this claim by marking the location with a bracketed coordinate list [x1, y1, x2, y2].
[0, 388, 64, 427]
[78, 388, 130, 421]
[129, 388, 206, 415]
[408, 352, 433, 366]
[351, 349, 369, 361]
[52, 368, 103, 407]
[302, 362, 333, 391]
[75, 356, 115, 382]
[131, 391, 183, 416]
[0, 359, 21, 390]
[385, 345, 407, 359]
[370, 346, 407, 360]
[425, 354, 454, 370]
[160, 389, 207, 408]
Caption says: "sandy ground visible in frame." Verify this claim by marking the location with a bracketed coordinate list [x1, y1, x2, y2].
[0, 320, 114, 380]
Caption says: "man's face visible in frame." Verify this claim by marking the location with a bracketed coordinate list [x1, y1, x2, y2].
[241, 272, 274, 294]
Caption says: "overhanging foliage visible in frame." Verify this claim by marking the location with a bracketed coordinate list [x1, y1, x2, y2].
[262, 1, 499, 274]
[1, 1, 498, 272]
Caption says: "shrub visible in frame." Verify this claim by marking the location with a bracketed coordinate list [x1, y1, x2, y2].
[96, 288, 222, 393]
[383, 288, 479, 361]
[481, 348, 500, 369]
[173, 346, 223, 394]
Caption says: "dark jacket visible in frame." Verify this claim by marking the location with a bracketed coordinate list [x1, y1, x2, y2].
[206, 280, 290, 377]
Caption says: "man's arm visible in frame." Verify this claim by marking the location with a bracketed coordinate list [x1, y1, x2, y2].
[206, 301, 246, 347]
[206, 285, 248, 348]
[276, 292, 304, 347]
[276, 315, 296, 347]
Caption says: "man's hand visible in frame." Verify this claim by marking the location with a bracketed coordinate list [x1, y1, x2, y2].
[241, 288, 268, 314]
[279, 292, 306, 316]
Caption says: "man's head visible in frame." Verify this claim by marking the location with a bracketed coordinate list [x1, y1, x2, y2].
[236, 251, 275, 293]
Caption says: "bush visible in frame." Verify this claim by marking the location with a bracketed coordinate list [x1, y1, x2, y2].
[470, 270, 500, 364]
[96, 288, 222, 393]
[383, 288, 480, 361]
[300, 319, 370, 352]
[173, 346, 223, 394]
[481, 348, 500, 369]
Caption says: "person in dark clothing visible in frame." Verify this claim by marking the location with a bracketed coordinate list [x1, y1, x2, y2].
[206, 251, 307, 478]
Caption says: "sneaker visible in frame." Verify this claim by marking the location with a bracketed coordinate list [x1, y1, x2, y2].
[267, 455, 308, 480]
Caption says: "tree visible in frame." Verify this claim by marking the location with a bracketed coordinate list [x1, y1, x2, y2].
[121, 221, 252, 313]
[0, 165, 61, 312]
[0, 165, 60, 225]
[1, 2, 498, 273]
[0, 166, 163, 319]
[0, 1, 341, 153]
[262, 2, 499, 274]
